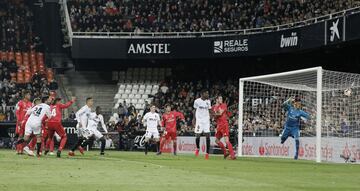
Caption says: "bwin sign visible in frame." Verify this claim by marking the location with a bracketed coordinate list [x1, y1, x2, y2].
[280, 32, 298, 48]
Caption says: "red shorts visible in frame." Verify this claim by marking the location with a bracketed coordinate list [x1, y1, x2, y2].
[164, 131, 177, 141]
[47, 121, 66, 137]
[215, 123, 230, 139]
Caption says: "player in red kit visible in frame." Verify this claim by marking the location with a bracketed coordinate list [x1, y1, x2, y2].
[15, 91, 36, 154]
[44, 97, 76, 157]
[212, 95, 236, 160]
[158, 104, 185, 155]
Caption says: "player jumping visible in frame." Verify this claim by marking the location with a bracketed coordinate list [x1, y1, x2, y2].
[281, 96, 311, 160]
[212, 95, 236, 160]
[44, 97, 76, 157]
[69, 97, 93, 156]
[193, 89, 212, 160]
[158, 104, 185, 155]
[18, 97, 52, 157]
[142, 105, 161, 155]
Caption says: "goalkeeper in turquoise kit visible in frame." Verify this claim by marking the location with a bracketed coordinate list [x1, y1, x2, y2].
[281, 96, 311, 160]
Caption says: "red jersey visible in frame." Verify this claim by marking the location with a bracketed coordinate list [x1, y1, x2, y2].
[161, 111, 185, 132]
[15, 100, 32, 122]
[48, 101, 74, 123]
[212, 103, 228, 125]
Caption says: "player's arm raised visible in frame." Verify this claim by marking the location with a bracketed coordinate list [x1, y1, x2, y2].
[282, 96, 294, 110]
[59, 97, 76, 109]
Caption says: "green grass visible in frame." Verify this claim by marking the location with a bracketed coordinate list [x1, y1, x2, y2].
[0, 150, 359, 191]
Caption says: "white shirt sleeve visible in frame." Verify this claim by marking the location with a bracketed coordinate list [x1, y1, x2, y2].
[45, 106, 52, 119]
[207, 100, 212, 109]
[99, 114, 108, 133]
[193, 99, 199, 109]
[75, 106, 86, 121]
[157, 114, 161, 126]
[26, 107, 35, 116]
[142, 113, 148, 125]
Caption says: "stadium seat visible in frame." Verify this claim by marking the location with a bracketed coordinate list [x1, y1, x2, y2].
[138, 89, 145, 94]
[138, 99, 145, 104]
[126, 84, 132, 90]
[121, 94, 128, 99]
[141, 95, 148, 99]
[118, 89, 124, 94]
[119, 84, 125, 89]
[146, 85, 152, 90]
[139, 85, 145, 90]
[151, 89, 158, 95]
[131, 99, 138, 104]
[135, 94, 141, 99]
[114, 94, 121, 99]
[145, 89, 151, 95]
[132, 84, 139, 90]
[131, 89, 138, 94]
[135, 103, 142, 109]
[153, 85, 159, 90]
[128, 94, 134, 98]
[125, 89, 131, 94]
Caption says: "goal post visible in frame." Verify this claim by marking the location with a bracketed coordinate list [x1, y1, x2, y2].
[238, 67, 360, 163]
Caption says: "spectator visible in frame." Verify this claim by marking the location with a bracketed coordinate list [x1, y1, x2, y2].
[67, 0, 358, 33]
[49, 80, 58, 91]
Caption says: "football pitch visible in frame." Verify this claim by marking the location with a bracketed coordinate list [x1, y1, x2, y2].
[0, 150, 359, 191]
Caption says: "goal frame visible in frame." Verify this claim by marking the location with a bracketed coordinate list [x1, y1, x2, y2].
[238, 67, 323, 163]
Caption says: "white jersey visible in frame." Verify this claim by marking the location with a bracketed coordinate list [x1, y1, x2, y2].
[76, 105, 91, 128]
[193, 98, 211, 123]
[143, 112, 160, 132]
[87, 112, 108, 133]
[26, 103, 51, 126]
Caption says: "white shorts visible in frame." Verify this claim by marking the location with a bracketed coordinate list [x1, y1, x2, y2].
[81, 127, 103, 140]
[194, 121, 210, 134]
[144, 130, 160, 139]
[24, 122, 42, 136]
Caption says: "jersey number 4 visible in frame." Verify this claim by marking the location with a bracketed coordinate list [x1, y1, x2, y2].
[34, 107, 42, 117]
[51, 108, 56, 117]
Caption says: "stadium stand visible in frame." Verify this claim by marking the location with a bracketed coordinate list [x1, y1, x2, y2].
[0, 0, 56, 121]
[67, 0, 360, 33]
[112, 68, 171, 115]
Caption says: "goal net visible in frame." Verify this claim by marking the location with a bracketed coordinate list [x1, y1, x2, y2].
[238, 67, 360, 163]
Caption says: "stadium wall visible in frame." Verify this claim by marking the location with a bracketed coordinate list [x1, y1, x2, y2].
[71, 12, 360, 59]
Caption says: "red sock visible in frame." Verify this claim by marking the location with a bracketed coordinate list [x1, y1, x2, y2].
[217, 141, 227, 155]
[160, 139, 166, 152]
[28, 137, 37, 151]
[50, 139, 55, 152]
[58, 136, 67, 151]
[16, 144, 20, 153]
[45, 138, 51, 151]
[226, 141, 235, 157]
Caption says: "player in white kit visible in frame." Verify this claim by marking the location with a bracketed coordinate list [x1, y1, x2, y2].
[78, 106, 108, 155]
[142, 105, 161, 155]
[69, 97, 93, 156]
[21, 97, 52, 157]
[193, 89, 212, 160]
